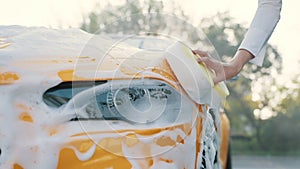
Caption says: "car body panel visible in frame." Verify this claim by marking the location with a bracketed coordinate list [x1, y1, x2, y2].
[0, 26, 230, 169]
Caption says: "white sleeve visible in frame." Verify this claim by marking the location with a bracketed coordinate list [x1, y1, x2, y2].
[239, 0, 282, 66]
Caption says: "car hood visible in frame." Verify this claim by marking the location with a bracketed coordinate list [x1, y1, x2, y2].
[0, 26, 228, 105]
[0, 26, 174, 82]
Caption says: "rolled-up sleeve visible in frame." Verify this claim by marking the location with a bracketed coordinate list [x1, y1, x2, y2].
[239, 0, 282, 66]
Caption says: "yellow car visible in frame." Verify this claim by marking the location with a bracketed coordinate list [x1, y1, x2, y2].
[0, 26, 230, 169]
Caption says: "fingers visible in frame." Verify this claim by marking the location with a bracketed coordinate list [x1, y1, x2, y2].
[193, 50, 211, 66]
[192, 49, 228, 85]
[192, 50, 210, 65]
[196, 56, 207, 64]
[212, 75, 224, 85]
[192, 50, 209, 57]
[196, 56, 214, 68]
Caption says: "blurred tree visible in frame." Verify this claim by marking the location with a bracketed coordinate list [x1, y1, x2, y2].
[80, 0, 212, 50]
[81, 0, 166, 34]
[261, 80, 300, 153]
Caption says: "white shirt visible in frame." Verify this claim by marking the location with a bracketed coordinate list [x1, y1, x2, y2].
[239, 0, 282, 66]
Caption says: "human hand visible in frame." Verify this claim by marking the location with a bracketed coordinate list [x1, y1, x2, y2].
[192, 49, 253, 85]
[192, 50, 227, 85]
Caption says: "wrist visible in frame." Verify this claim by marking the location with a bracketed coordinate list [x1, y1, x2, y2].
[222, 62, 239, 80]
[225, 49, 254, 80]
[234, 49, 253, 66]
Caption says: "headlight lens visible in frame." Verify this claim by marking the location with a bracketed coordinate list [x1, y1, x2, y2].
[111, 87, 168, 123]
[65, 79, 195, 125]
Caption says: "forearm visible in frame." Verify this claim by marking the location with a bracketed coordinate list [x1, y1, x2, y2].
[223, 49, 254, 80]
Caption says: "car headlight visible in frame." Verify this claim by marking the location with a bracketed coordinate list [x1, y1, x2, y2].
[109, 86, 168, 123]
[62, 79, 195, 125]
